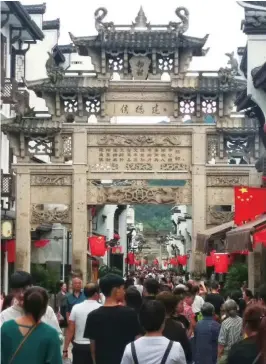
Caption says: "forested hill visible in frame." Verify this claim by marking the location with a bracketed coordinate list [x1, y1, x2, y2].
[134, 205, 173, 232]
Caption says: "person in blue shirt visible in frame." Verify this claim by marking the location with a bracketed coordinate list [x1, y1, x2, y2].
[66, 277, 86, 320]
[194, 302, 221, 364]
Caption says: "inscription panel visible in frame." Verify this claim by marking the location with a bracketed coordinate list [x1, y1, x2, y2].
[207, 175, 249, 187]
[88, 146, 191, 172]
[106, 101, 174, 116]
[207, 187, 234, 206]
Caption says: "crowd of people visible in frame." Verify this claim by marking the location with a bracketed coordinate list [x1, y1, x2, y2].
[0, 269, 266, 364]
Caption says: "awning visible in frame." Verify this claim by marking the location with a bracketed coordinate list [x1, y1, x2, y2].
[196, 221, 235, 253]
[226, 215, 266, 252]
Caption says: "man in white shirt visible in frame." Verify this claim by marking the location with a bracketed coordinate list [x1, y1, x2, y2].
[121, 300, 186, 364]
[63, 283, 101, 364]
[192, 286, 205, 316]
[0, 271, 63, 343]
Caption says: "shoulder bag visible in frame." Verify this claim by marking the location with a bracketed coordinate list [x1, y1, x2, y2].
[131, 340, 173, 364]
[9, 324, 38, 364]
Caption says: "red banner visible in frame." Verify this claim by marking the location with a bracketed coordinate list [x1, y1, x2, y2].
[234, 187, 266, 225]
[34, 239, 50, 248]
[7, 240, 16, 263]
[214, 253, 229, 273]
[126, 252, 135, 265]
[88, 236, 106, 257]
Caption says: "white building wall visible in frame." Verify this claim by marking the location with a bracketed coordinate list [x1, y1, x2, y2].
[26, 29, 59, 81]
[118, 209, 127, 275]
[247, 34, 266, 116]
[1, 24, 12, 176]
[96, 205, 117, 265]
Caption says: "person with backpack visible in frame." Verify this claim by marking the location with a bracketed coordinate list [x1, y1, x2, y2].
[121, 300, 186, 364]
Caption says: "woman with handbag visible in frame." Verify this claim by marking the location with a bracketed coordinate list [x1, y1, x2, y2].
[1, 286, 62, 364]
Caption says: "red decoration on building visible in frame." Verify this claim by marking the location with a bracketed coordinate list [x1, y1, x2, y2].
[153, 258, 159, 265]
[112, 246, 123, 254]
[178, 255, 188, 266]
[7, 240, 16, 263]
[126, 252, 135, 265]
[170, 257, 178, 266]
[206, 255, 214, 267]
[88, 236, 106, 257]
[34, 239, 50, 248]
[214, 253, 229, 274]
[113, 233, 120, 240]
[234, 187, 266, 225]
[253, 228, 266, 248]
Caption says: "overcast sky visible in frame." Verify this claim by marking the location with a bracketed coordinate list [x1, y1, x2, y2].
[22, 0, 247, 70]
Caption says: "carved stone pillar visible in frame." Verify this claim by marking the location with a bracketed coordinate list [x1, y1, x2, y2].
[15, 168, 31, 272]
[72, 129, 88, 282]
[248, 244, 263, 293]
[191, 127, 207, 272]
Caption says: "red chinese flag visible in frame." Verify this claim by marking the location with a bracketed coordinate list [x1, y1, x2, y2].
[170, 257, 177, 266]
[34, 239, 50, 248]
[7, 240, 16, 263]
[88, 236, 106, 257]
[206, 255, 214, 267]
[214, 253, 229, 274]
[178, 255, 188, 266]
[234, 187, 266, 225]
[253, 228, 266, 248]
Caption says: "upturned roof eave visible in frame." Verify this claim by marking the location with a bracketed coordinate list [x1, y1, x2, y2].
[69, 32, 209, 50]
[252, 62, 266, 89]
[7, 1, 44, 40]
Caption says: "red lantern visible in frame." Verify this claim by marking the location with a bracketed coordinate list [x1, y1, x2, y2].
[214, 253, 229, 274]
[113, 233, 120, 241]
[88, 236, 106, 257]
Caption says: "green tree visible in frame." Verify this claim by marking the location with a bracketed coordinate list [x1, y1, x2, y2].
[224, 263, 248, 294]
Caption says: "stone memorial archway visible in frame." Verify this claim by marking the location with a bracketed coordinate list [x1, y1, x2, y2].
[3, 6, 262, 279]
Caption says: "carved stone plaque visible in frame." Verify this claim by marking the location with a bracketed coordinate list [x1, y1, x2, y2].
[31, 204, 71, 224]
[88, 145, 191, 172]
[87, 180, 192, 205]
[207, 175, 249, 187]
[207, 188, 234, 206]
[105, 101, 174, 117]
[129, 55, 151, 80]
[31, 175, 72, 186]
[207, 206, 234, 225]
